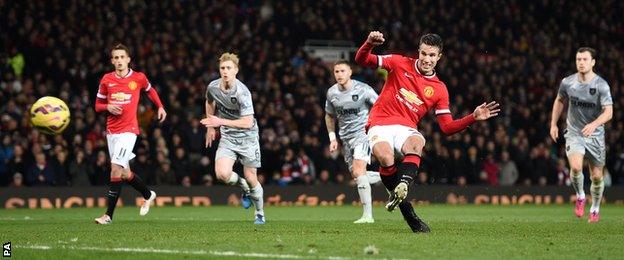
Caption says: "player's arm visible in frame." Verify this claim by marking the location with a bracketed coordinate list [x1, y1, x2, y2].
[201, 89, 254, 129]
[582, 82, 614, 137]
[435, 87, 499, 135]
[94, 79, 122, 115]
[550, 80, 570, 141]
[204, 98, 217, 148]
[355, 31, 386, 68]
[549, 94, 566, 141]
[143, 78, 166, 122]
[207, 115, 254, 129]
[325, 113, 339, 152]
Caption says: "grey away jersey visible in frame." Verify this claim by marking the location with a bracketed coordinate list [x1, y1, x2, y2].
[558, 73, 613, 137]
[206, 78, 258, 139]
[325, 80, 378, 141]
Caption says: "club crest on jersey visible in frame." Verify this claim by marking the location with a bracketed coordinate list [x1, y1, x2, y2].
[352, 95, 359, 101]
[424, 86, 435, 98]
[128, 81, 138, 90]
[399, 88, 424, 105]
[231, 97, 238, 104]
[589, 88, 596, 95]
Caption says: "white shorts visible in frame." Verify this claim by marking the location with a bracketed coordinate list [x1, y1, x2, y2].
[106, 133, 137, 168]
[367, 125, 425, 156]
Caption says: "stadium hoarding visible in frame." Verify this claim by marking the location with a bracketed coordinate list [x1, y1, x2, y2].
[2, 185, 623, 209]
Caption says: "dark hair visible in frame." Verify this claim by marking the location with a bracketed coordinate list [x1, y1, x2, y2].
[110, 43, 130, 57]
[577, 47, 596, 60]
[333, 59, 350, 68]
[419, 34, 443, 52]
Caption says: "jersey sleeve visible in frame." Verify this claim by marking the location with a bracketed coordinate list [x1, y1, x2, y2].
[598, 81, 613, 106]
[205, 85, 215, 102]
[434, 85, 451, 115]
[96, 77, 107, 99]
[239, 89, 254, 116]
[142, 74, 152, 91]
[325, 91, 335, 114]
[365, 85, 379, 107]
[557, 79, 568, 100]
[378, 54, 402, 71]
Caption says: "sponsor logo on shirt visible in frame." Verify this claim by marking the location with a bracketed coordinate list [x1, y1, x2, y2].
[110, 92, 132, 104]
[399, 88, 424, 105]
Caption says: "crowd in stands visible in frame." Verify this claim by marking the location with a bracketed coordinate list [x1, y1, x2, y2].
[1, 0, 623, 187]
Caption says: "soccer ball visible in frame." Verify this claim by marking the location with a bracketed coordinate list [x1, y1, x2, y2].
[30, 96, 71, 135]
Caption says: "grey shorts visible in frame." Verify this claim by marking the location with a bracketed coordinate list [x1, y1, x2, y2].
[565, 133, 606, 166]
[342, 136, 371, 172]
[216, 136, 261, 168]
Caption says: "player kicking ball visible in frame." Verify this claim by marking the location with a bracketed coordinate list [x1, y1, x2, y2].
[94, 44, 166, 224]
[356, 31, 499, 232]
[324, 60, 382, 223]
[550, 47, 613, 223]
[201, 53, 265, 224]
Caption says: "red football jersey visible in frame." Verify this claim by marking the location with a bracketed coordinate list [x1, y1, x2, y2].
[367, 54, 450, 129]
[96, 69, 152, 134]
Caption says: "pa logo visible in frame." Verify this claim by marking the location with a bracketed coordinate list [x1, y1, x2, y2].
[3, 242, 10, 257]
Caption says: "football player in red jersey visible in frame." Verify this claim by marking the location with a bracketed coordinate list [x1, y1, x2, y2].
[356, 31, 500, 232]
[93, 44, 167, 224]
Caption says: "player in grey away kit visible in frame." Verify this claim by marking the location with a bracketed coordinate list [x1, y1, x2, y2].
[325, 60, 382, 223]
[201, 53, 265, 224]
[550, 47, 613, 223]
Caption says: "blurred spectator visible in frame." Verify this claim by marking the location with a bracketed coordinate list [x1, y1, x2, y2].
[155, 159, 176, 185]
[555, 159, 570, 186]
[26, 152, 54, 186]
[10, 172, 24, 187]
[499, 151, 519, 186]
[480, 153, 500, 186]
[92, 151, 110, 185]
[51, 150, 70, 186]
[68, 149, 93, 186]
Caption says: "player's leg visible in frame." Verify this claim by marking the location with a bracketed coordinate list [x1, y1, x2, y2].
[566, 135, 587, 217]
[352, 158, 374, 223]
[587, 136, 606, 223]
[384, 128, 425, 211]
[95, 134, 123, 224]
[243, 166, 265, 224]
[111, 133, 155, 215]
[369, 126, 400, 211]
[378, 168, 429, 232]
[240, 139, 264, 224]
[588, 163, 604, 222]
[215, 141, 251, 194]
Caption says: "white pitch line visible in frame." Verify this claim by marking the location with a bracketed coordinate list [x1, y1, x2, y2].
[16, 245, 351, 259]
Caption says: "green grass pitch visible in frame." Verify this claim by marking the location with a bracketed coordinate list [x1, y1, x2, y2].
[1, 205, 623, 259]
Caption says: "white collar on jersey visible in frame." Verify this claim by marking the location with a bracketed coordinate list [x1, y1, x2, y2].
[414, 60, 436, 79]
[114, 69, 134, 79]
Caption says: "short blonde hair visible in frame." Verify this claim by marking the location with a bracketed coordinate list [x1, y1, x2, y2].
[219, 52, 239, 67]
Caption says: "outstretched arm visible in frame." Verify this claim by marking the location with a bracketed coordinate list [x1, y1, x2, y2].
[436, 102, 500, 135]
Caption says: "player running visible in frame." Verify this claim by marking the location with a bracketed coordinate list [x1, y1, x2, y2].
[356, 31, 500, 232]
[201, 53, 265, 224]
[94, 44, 166, 224]
[550, 47, 613, 223]
[325, 60, 382, 224]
